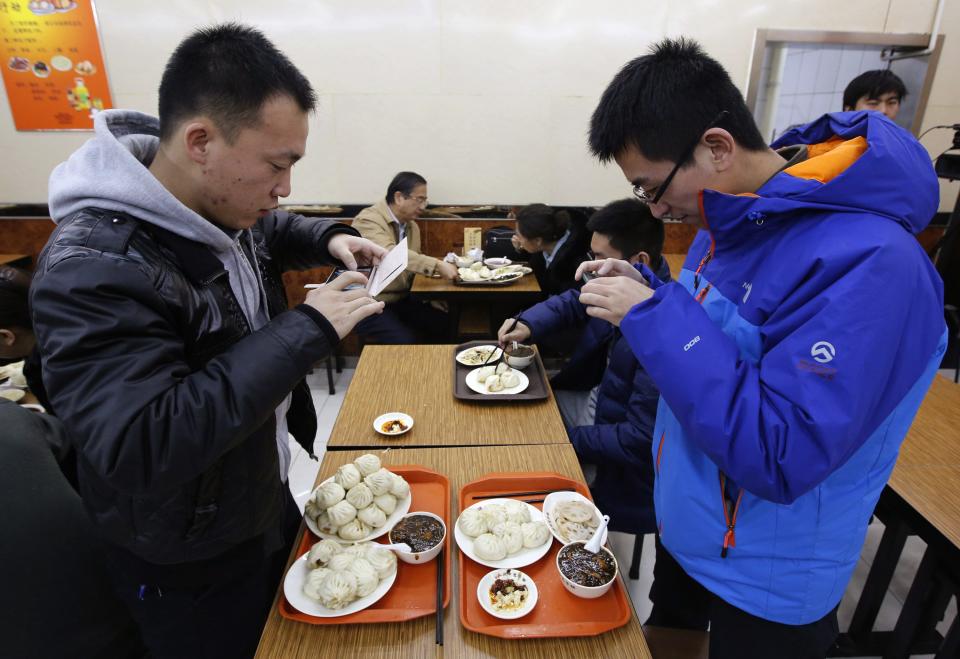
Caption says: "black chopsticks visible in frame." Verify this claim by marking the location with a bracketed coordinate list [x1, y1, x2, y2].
[472, 488, 574, 500]
[435, 548, 444, 646]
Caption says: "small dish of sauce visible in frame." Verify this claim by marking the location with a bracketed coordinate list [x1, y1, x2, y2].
[558, 542, 617, 587]
[389, 514, 444, 553]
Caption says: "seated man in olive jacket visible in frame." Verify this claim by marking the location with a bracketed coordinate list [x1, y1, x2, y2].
[30, 25, 385, 659]
[352, 171, 459, 343]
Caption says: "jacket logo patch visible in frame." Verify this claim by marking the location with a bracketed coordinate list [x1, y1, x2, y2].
[742, 282, 752, 303]
[811, 341, 836, 363]
[683, 335, 701, 352]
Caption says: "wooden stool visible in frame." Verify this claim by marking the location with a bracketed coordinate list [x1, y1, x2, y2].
[642, 625, 710, 659]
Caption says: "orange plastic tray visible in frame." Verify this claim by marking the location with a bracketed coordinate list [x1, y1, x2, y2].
[458, 472, 633, 638]
[279, 465, 452, 624]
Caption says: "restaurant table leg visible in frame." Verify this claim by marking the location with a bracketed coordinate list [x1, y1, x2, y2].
[847, 513, 909, 638]
[935, 612, 960, 658]
[883, 548, 940, 659]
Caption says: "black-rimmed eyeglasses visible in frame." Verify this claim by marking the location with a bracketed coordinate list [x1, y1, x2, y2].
[632, 110, 730, 206]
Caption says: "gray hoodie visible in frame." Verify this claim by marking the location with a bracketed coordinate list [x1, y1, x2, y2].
[48, 109, 294, 478]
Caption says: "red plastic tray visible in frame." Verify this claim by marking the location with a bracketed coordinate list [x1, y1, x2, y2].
[458, 472, 633, 638]
[279, 465, 451, 624]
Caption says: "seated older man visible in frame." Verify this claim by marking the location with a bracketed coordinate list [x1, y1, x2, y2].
[352, 171, 458, 344]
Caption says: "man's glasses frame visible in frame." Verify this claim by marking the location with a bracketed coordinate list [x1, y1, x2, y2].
[633, 110, 730, 206]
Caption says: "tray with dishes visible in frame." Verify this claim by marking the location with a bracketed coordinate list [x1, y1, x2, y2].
[452, 340, 550, 402]
[279, 462, 452, 624]
[457, 472, 632, 638]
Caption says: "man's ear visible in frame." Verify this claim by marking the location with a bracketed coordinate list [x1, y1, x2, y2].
[182, 120, 213, 165]
[627, 251, 650, 267]
[0, 328, 15, 347]
[703, 127, 735, 174]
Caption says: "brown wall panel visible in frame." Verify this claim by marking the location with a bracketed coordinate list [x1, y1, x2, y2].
[4, 217, 945, 357]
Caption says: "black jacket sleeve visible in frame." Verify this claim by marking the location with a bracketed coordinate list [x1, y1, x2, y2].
[259, 211, 360, 271]
[31, 252, 336, 495]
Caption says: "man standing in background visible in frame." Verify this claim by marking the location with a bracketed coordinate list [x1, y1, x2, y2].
[842, 69, 907, 121]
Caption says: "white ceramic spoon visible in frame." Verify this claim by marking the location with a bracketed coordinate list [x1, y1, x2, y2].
[584, 515, 611, 554]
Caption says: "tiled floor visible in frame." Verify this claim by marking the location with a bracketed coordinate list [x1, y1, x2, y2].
[288, 367, 960, 658]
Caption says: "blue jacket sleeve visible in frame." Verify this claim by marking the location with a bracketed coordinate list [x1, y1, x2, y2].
[568, 361, 659, 467]
[620, 240, 943, 504]
[519, 288, 589, 340]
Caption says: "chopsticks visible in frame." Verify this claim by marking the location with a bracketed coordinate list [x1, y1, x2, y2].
[472, 488, 575, 500]
[435, 548, 444, 646]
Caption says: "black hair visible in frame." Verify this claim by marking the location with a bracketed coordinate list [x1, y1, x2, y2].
[385, 171, 427, 204]
[516, 204, 571, 242]
[842, 69, 907, 110]
[589, 37, 768, 164]
[586, 198, 665, 264]
[158, 23, 317, 143]
[0, 266, 31, 330]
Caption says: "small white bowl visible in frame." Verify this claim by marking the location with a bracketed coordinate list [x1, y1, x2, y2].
[388, 511, 446, 564]
[503, 344, 535, 369]
[373, 412, 413, 436]
[556, 542, 618, 599]
[477, 568, 538, 619]
[484, 257, 512, 268]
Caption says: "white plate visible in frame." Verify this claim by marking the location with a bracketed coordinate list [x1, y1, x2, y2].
[456, 272, 524, 286]
[454, 498, 552, 569]
[484, 258, 512, 268]
[304, 476, 412, 542]
[283, 552, 397, 618]
[455, 345, 503, 367]
[477, 568, 538, 620]
[373, 412, 413, 436]
[542, 491, 607, 546]
[465, 367, 528, 396]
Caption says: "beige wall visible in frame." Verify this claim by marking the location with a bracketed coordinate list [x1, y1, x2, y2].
[0, 0, 956, 211]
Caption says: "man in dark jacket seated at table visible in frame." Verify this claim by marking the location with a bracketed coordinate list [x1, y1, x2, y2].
[497, 198, 670, 534]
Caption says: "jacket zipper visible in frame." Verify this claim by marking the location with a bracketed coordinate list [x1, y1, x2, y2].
[655, 431, 666, 474]
[691, 205, 746, 558]
[718, 471, 744, 558]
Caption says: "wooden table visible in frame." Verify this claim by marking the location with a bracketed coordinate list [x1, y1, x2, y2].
[663, 254, 686, 280]
[410, 274, 544, 339]
[892, 375, 960, 468]
[255, 444, 651, 659]
[838, 376, 960, 658]
[0, 253, 30, 268]
[328, 345, 568, 450]
[410, 273, 542, 298]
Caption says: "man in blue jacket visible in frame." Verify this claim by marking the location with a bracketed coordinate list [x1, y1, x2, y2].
[498, 199, 669, 535]
[579, 38, 945, 658]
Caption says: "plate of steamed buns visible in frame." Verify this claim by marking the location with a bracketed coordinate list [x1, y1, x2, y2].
[284, 539, 399, 617]
[454, 498, 553, 569]
[465, 363, 529, 395]
[304, 454, 412, 543]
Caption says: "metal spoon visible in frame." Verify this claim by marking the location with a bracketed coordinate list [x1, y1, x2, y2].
[584, 515, 611, 554]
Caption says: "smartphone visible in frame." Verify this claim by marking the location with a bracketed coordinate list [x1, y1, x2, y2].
[582, 271, 599, 284]
[324, 267, 373, 291]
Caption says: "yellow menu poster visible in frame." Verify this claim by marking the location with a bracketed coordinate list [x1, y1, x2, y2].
[0, 0, 112, 130]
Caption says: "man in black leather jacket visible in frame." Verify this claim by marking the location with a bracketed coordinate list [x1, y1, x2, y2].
[30, 24, 385, 659]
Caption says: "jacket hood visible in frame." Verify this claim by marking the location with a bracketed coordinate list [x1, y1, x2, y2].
[701, 111, 939, 245]
[47, 109, 236, 253]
